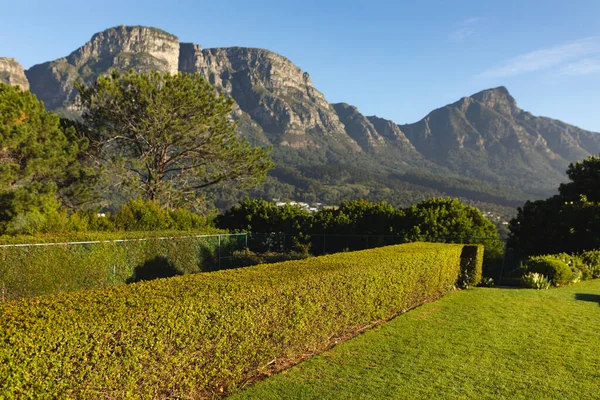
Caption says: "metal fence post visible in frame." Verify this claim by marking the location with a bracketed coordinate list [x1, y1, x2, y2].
[218, 234, 221, 270]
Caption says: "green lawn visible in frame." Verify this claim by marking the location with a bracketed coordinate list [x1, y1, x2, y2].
[231, 281, 600, 399]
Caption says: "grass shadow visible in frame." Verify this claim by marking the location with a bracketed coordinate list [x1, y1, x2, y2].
[127, 256, 182, 283]
[575, 293, 600, 306]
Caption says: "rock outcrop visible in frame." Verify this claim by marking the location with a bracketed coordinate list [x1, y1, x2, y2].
[179, 44, 360, 152]
[26, 26, 179, 110]
[0, 58, 29, 91]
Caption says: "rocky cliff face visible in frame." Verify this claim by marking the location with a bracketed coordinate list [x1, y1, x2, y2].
[179, 44, 360, 152]
[0, 58, 29, 91]
[26, 26, 179, 110]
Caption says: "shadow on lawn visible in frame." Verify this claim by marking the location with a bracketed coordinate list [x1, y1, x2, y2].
[575, 293, 600, 306]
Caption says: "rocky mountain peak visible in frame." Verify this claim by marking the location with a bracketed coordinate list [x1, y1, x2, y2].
[469, 86, 519, 116]
[25, 25, 181, 111]
[68, 25, 179, 73]
[0, 57, 29, 91]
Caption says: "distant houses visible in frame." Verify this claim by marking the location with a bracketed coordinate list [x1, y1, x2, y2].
[273, 200, 324, 213]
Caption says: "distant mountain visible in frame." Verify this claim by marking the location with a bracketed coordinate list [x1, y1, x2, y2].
[402, 87, 600, 192]
[3, 25, 600, 214]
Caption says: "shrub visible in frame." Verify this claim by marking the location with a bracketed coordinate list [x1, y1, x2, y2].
[0, 243, 464, 398]
[479, 277, 495, 287]
[229, 249, 310, 268]
[553, 253, 591, 281]
[521, 272, 551, 290]
[581, 250, 600, 279]
[526, 256, 573, 286]
[457, 245, 484, 288]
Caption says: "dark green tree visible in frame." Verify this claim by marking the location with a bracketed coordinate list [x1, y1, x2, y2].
[77, 70, 274, 208]
[312, 199, 404, 235]
[404, 198, 504, 267]
[0, 83, 95, 233]
[559, 155, 600, 202]
[509, 154, 600, 257]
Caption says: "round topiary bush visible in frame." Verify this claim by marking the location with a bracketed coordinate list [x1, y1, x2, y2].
[526, 256, 573, 286]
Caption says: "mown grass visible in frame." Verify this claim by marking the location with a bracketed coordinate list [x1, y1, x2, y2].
[231, 281, 600, 399]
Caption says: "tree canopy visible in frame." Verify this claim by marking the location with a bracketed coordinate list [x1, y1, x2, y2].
[77, 70, 274, 208]
[509, 154, 600, 256]
[0, 83, 95, 233]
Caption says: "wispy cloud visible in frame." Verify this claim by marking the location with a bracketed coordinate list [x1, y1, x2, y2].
[557, 59, 600, 76]
[479, 37, 600, 78]
[449, 18, 480, 41]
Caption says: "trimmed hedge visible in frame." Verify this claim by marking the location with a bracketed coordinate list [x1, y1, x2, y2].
[0, 242, 464, 398]
[0, 231, 241, 302]
[458, 245, 484, 288]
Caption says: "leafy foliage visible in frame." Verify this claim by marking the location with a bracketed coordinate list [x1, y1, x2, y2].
[0, 243, 464, 398]
[77, 70, 273, 208]
[509, 154, 600, 256]
[0, 83, 97, 234]
[218, 197, 501, 275]
[458, 245, 484, 288]
[521, 272, 551, 289]
[526, 256, 573, 286]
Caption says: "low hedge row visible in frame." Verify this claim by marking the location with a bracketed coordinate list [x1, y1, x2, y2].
[0, 231, 241, 302]
[0, 242, 464, 398]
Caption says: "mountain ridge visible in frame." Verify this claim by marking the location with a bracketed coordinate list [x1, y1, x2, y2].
[2, 25, 599, 213]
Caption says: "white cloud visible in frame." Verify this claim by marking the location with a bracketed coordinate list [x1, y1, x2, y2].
[557, 59, 600, 76]
[449, 18, 480, 41]
[479, 37, 600, 78]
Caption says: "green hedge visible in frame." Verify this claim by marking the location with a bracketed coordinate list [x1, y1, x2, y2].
[458, 245, 484, 288]
[0, 242, 464, 398]
[0, 231, 242, 302]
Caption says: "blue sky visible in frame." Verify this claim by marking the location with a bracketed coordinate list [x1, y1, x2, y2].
[2, 0, 600, 131]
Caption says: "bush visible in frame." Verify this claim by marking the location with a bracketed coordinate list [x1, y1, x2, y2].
[581, 250, 600, 279]
[457, 245, 484, 288]
[0, 243, 465, 398]
[0, 230, 238, 301]
[552, 253, 591, 281]
[526, 256, 573, 286]
[479, 277, 495, 287]
[229, 250, 310, 268]
[521, 272, 551, 290]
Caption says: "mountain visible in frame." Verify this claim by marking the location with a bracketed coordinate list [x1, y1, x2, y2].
[26, 26, 179, 113]
[5, 25, 600, 215]
[402, 87, 600, 193]
[0, 58, 29, 91]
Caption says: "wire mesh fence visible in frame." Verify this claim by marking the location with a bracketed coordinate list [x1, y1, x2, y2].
[0, 233, 248, 302]
[0, 231, 520, 302]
